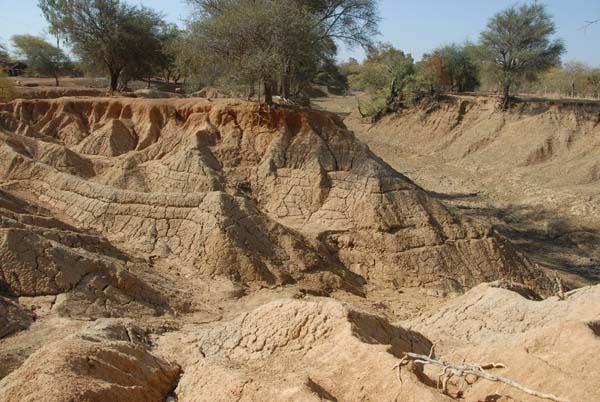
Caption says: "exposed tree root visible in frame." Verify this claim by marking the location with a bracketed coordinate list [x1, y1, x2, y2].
[393, 348, 572, 402]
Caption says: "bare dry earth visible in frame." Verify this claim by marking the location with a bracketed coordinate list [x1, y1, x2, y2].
[315, 94, 600, 287]
[0, 95, 596, 402]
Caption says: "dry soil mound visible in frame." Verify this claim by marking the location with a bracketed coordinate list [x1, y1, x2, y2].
[407, 282, 600, 401]
[0, 188, 169, 319]
[159, 298, 452, 402]
[0, 296, 34, 339]
[0, 97, 550, 294]
[156, 288, 600, 402]
[0, 320, 180, 402]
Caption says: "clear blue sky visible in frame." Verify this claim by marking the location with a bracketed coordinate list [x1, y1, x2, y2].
[1, 0, 599, 66]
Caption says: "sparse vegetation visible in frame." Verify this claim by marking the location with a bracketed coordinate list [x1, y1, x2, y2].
[11, 35, 71, 86]
[350, 43, 478, 121]
[346, 3, 567, 119]
[523, 62, 600, 98]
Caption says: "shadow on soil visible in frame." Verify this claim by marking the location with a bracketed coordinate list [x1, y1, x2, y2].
[430, 191, 600, 286]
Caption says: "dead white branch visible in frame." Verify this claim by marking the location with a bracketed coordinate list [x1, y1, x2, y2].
[393, 352, 572, 402]
[555, 273, 565, 300]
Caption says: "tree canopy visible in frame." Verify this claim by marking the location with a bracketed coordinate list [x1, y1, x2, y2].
[437, 44, 480, 93]
[38, 0, 168, 91]
[185, 0, 378, 103]
[480, 3, 564, 108]
[11, 34, 71, 86]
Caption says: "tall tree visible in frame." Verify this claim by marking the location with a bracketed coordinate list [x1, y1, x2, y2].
[480, 3, 564, 109]
[187, 0, 327, 103]
[155, 25, 184, 85]
[38, 0, 67, 48]
[420, 51, 450, 93]
[11, 35, 71, 86]
[38, 0, 166, 91]
[186, 0, 378, 103]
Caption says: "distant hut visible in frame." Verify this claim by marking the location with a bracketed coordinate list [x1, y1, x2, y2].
[0, 60, 27, 77]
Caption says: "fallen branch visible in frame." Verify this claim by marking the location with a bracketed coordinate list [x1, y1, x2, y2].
[554, 273, 565, 300]
[393, 351, 572, 402]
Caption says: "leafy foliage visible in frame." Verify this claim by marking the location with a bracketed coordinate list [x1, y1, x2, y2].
[346, 41, 482, 120]
[480, 3, 564, 108]
[437, 43, 480, 92]
[185, 0, 378, 103]
[38, 0, 168, 91]
[11, 35, 72, 86]
[350, 43, 435, 120]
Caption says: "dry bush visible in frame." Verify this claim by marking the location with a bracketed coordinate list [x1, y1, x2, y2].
[0, 73, 18, 101]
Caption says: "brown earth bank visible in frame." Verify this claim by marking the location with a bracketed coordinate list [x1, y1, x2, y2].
[325, 94, 600, 287]
[0, 96, 596, 402]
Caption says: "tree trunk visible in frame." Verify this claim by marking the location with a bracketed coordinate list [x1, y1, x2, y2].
[281, 61, 290, 100]
[109, 68, 122, 92]
[501, 81, 511, 110]
[55, 76, 59, 87]
[281, 78, 289, 99]
[263, 81, 273, 105]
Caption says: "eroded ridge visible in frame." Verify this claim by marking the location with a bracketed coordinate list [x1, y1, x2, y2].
[0, 97, 550, 293]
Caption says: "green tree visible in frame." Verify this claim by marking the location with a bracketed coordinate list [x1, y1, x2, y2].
[338, 58, 362, 89]
[190, 0, 379, 48]
[355, 43, 415, 94]
[38, 0, 67, 48]
[312, 59, 349, 94]
[38, 0, 167, 91]
[11, 35, 71, 86]
[155, 25, 184, 85]
[480, 3, 564, 109]
[186, 0, 378, 103]
[437, 43, 480, 92]
[352, 43, 417, 120]
[186, 0, 330, 103]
